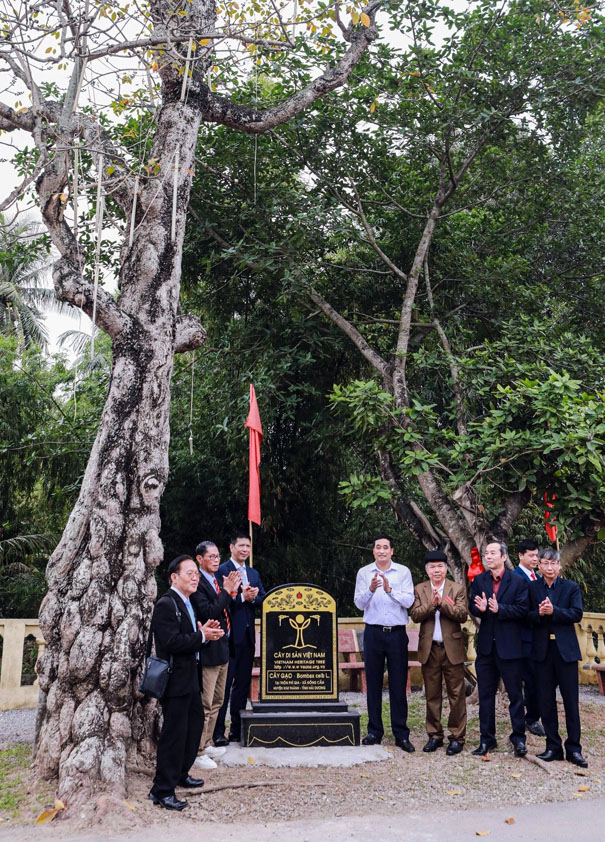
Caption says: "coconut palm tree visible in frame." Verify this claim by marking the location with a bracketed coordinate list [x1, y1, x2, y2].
[0, 214, 74, 350]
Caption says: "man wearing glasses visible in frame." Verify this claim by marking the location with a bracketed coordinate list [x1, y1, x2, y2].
[148, 555, 224, 810]
[528, 547, 587, 767]
[191, 541, 242, 768]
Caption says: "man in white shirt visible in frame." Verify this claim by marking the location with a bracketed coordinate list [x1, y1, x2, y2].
[514, 539, 546, 737]
[354, 534, 415, 752]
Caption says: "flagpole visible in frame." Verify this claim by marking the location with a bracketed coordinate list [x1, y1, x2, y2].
[249, 519, 254, 568]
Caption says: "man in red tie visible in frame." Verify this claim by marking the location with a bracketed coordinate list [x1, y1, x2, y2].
[191, 541, 242, 768]
[514, 540, 546, 737]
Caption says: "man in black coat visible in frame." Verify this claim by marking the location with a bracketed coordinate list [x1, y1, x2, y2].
[214, 531, 266, 744]
[470, 540, 529, 757]
[190, 541, 241, 768]
[148, 555, 224, 811]
[529, 547, 586, 767]
[513, 539, 546, 737]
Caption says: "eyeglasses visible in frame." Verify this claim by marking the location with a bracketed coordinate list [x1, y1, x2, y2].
[539, 561, 560, 567]
[204, 554, 220, 559]
[181, 570, 201, 578]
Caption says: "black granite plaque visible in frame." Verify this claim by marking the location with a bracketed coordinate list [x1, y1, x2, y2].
[240, 583, 360, 747]
[260, 584, 337, 702]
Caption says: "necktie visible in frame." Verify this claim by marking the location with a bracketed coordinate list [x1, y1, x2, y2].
[184, 599, 199, 659]
[213, 577, 231, 633]
[531, 572, 537, 581]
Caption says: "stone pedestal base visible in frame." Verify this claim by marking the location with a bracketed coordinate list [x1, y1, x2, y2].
[241, 702, 361, 748]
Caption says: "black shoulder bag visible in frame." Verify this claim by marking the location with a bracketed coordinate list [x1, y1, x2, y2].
[138, 595, 182, 700]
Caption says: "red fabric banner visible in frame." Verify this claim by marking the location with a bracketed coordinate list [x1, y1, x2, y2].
[544, 492, 557, 543]
[245, 384, 263, 525]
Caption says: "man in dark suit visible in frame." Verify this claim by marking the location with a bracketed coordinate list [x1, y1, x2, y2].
[410, 550, 468, 755]
[190, 541, 241, 768]
[514, 539, 546, 737]
[470, 540, 529, 757]
[529, 547, 586, 767]
[213, 530, 266, 744]
[148, 555, 224, 811]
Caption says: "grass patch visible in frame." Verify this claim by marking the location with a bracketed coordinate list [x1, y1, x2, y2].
[0, 743, 33, 816]
[358, 692, 426, 740]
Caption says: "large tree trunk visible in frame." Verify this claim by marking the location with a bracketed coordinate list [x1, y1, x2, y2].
[35, 95, 205, 803]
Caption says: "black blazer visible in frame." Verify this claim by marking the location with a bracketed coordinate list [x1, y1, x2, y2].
[190, 573, 231, 666]
[528, 577, 583, 663]
[217, 560, 266, 647]
[151, 589, 204, 697]
[470, 568, 528, 659]
[513, 566, 536, 650]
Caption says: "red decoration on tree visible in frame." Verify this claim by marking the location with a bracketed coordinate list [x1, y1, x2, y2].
[544, 492, 557, 543]
[467, 546, 484, 581]
[296, 592, 302, 600]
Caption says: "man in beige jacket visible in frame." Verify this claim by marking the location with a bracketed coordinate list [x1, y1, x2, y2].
[410, 550, 468, 755]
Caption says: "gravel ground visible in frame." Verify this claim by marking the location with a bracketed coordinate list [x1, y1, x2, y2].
[1, 687, 604, 834]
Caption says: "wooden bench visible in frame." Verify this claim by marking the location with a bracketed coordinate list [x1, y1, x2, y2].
[406, 628, 421, 693]
[339, 626, 421, 695]
[251, 625, 422, 702]
[339, 628, 367, 693]
[590, 663, 605, 695]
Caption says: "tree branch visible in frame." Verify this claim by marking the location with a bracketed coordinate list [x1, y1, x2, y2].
[489, 488, 532, 538]
[308, 287, 391, 379]
[174, 314, 207, 354]
[201, 9, 381, 134]
[559, 513, 605, 572]
[52, 257, 131, 340]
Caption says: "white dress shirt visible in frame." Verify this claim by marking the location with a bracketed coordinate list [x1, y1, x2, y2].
[354, 561, 414, 626]
[431, 581, 445, 642]
[517, 565, 538, 582]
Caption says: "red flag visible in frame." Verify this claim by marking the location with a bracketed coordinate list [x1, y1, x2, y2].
[245, 384, 263, 525]
[544, 492, 557, 543]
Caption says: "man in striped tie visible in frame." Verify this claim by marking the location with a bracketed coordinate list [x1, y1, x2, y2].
[513, 539, 546, 737]
[191, 541, 242, 768]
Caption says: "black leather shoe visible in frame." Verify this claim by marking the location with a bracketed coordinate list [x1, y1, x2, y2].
[178, 775, 205, 788]
[395, 738, 416, 753]
[472, 740, 497, 756]
[423, 737, 444, 752]
[566, 751, 588, 768]
[148, 792, 188, 810]
[510, 739, 528, 757]
[361, 733, 381, 746]
[536, 749, 564, 762]
[526, 720, 546, 737]
[213, 736, 229, 747]
[446, 740, 464, 756]
[228, 733, 241, 742]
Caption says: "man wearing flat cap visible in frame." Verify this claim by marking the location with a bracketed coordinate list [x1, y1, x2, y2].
[410, 550, 468, 755]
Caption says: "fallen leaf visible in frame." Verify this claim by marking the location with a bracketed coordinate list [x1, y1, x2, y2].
[36, 809, 60, 824]
[446, 790, 462, 796]
[123, 800, 136, 810]
[594, 778, 601, 783]
[475, 832, 490, 837]
[481, 753, 491, 762]
[572, 792, 584, 798]
[54, 798, 65, 810]
[511, 773, 522, 779]
[575, 769, 589, 777]
[578, 785, 590, 792]
[504, 817, 515, 824]
[247, 756, 255, 765]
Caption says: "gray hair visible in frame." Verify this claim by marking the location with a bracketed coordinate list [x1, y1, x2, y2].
[538, 547, 560, 563]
